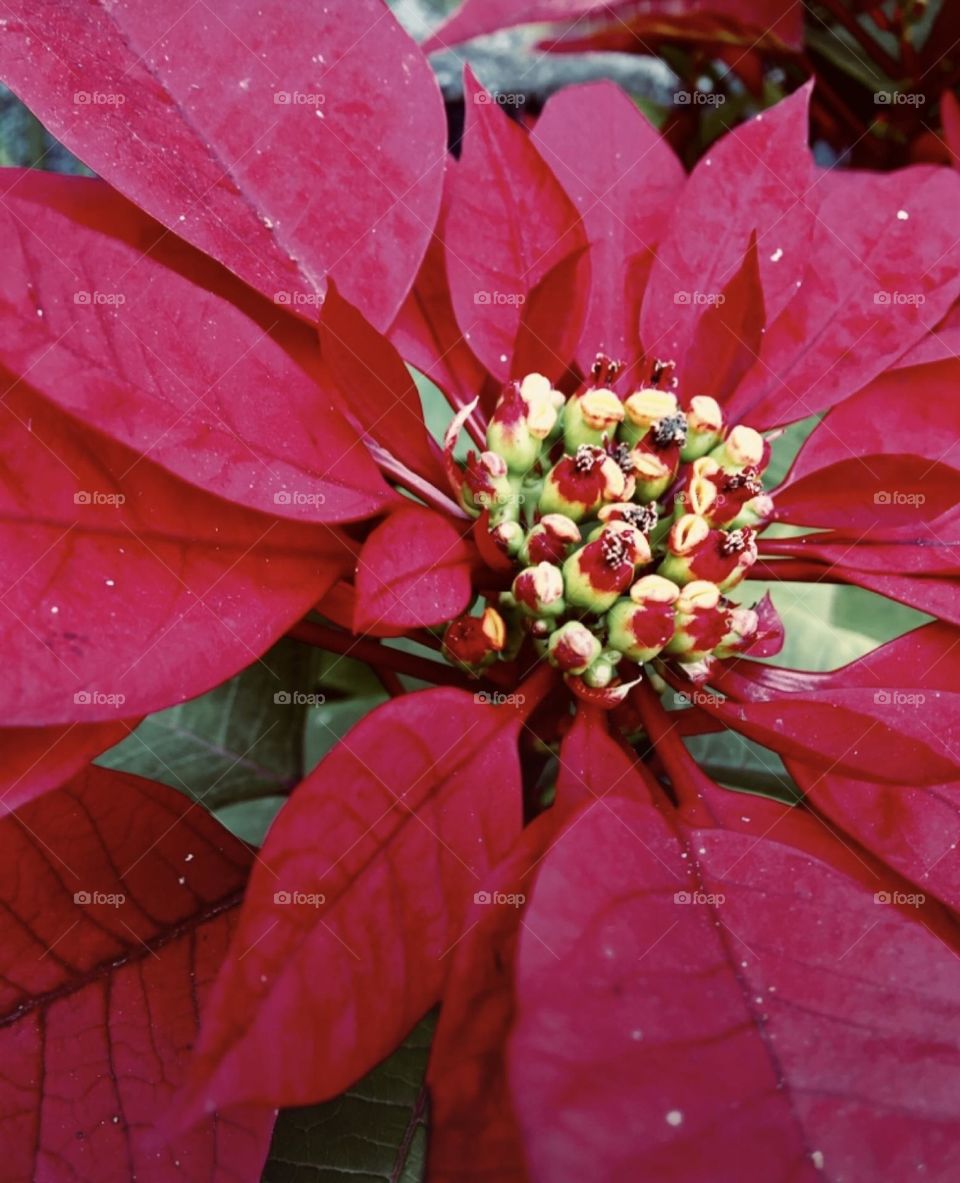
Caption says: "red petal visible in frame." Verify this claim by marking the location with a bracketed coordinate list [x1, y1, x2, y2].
[682, 231, 765, 403]
[709, 690, 957, 785]
[641, 85, 814, 375]
[353, 505, 474, 633]
[0, 722, 130, 810]
[0, 1, 444, 328]
[508, 792, 960, 1181]
[427, 811, 568, 1182]
[530, 81, 684, 375]
[0, 172, 393, 522]
[389, 160, 490, 416]
[729, 167, 960, 427]
[445, 68, 587, 380]
[0, 765, 271, 1181]
[0, 383, 351, 724]
[511, 248, 590, 383]
[181, 688, 533, 1112]
[776, 358, 960, 532]
[319, 282, 446, 487]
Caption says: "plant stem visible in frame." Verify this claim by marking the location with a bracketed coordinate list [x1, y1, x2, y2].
[288, 620, 475, 688]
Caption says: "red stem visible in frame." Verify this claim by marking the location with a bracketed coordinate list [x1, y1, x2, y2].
[374, 667, 406, 697]
[751, 558, 842, 582]
[366, 441, 469, 519]
[632, 680, 714, 825]
[288, 620, 477, 688]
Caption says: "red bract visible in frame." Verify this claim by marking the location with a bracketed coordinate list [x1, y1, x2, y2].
[423, 0, 804, 56]
[2, 5, 960, 1181]
[0, 766, 272, 1182]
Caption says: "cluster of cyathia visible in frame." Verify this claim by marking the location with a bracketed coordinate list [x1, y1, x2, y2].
[442, 356, 776, 703]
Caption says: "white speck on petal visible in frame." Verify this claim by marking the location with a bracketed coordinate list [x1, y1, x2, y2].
[811, 1151, 824, 1170]
[50, 605, 59, 614]
[499, 353, 508, 363]
[666, 1110, 683, 1127]
[105, 579, 115, 587]
[770, 247, 783, 262]
[897, 209, 909, 221]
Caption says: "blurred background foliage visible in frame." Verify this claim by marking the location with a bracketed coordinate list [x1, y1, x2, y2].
[0, 1, 940, 1178]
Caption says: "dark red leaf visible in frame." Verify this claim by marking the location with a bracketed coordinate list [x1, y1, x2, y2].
[0, 171, 392, 522]
[319, 282, 446, 488]
[682, 232, 764, 403]
[728, 167, 960, 428]
[0, 722, 130, 811]
[389, 160, 490, 418]
[640, 85, 814, 374]
[0, 765, 271, 1182]
[776, 358, 960, 533]
[508, 791, 960, 1181]
[179, 687, 537, 1113]
[510, 248, 590, 383]
[444, 68, 587, 380]
[0, 382, 351, 724]
[530, 81, 684, 376]
[427, 811, 567, 1183]
[0, 0, 445, 328]
[353, 505, 474, 633]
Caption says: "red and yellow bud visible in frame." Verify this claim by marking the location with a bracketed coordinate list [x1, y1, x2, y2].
[512, 561, 566, 618]
[520, 513, 581, 565]
[658, 515, 757, 589]
[443, 606, 507, 670]
[680, 395, 723, 460]
[539, 445, 626, 521]
[563, 522, 651, 612]
[547, 620, 603, 674]
[462, 449, 515, 511]
[664, 580, 731, 662]
[606, 574, 680, 662]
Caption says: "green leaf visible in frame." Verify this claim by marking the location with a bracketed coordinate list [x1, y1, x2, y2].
[97, 638, 319, 810]
[683, 728, 800, 804]
[262, 1015, 435, 1183]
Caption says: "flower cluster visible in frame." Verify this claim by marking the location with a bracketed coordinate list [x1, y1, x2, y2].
[443, 358, 774, 700]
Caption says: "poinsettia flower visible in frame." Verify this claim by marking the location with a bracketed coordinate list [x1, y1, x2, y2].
[169, 73, 960, 1179]
[3, 5, 960, 1181]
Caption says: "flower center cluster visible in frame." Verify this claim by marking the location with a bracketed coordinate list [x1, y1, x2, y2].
[442, 356, 775, 703]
